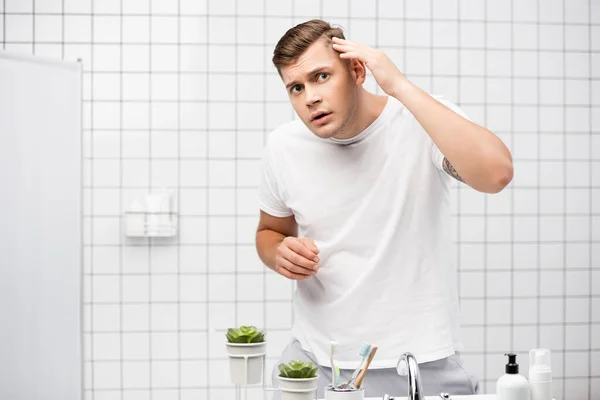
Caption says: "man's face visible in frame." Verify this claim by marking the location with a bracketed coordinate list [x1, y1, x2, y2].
[280, 39, 358, 139]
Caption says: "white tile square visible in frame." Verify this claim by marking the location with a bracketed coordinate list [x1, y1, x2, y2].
[93, 0, 120, 14]
[513, 78, 537, 105]
[64, 16, 91, 43]
[566, 106, 590, 132]
[540, 298, 564, 323]
[180, 362, 207, 388]
[92, 275, 120, 303]
[265, 273, 293, 300]
[459, 243, 484, 271]
[122, 361, 150, 389]
[237, 131, 264, 159]
[123, 16, 150, 44]
[237, 160, 261, 187]
[539, 325, 564, 351]
[150, 74, 178, 101]
[237, 302, 264, 327]
[433, 48, 459, 76]
[181, 0, 207, 13]
[513, 298, 537, 324]
[151, 102, 178, 130]
[540, 133, 564, 159]
[122, 276, 150, 303]
[405, 49, 431, 75]
[350, 19, 377, 47]
[486, 299, 511, 324]
[566, 161, 590, 187]
[539, 79, 563, 105]
[236, 45, 264, 73]
[34, 15, 62, 43]
[92, 102, 120, 130]
[513, 243, 538, 270]
[151, 17, 178, 44]
[93, 188, 121, 216]
[565, 0, 590, 23]
[539, 215, 564, 242]
[432, 0, 457, 18]
[486, 326, 511, 352]
[122, 160, 150, 188]
[151, 275, 178, 302]
[432, 21, 458, 48]
[404, 20, 430, 48]
[239, 74, 266, 102]
[460, 50, 484, 76]
[151, 361, 179, 388]
[539, 161, 565, 188]
[565, 352, 590, 378]
[4, 14, 33, 42]
[208, 216, 235, 245]
[123, 0, 149, 13]
[121, 131, 150, 158]
[486, 215, 511, 242]
[513, 51, 538, 77]
[513, 271, 538, 296]
[538, 24, 563, 51]
[459, 271, 484, 298]
[486, 271, 511, 297]
[459, 216, 485, 243]
[123, 74, 150, 101]
[266, 103, 292, 130]
[179, 303, 206, 330]
[376, 20, 403, 47]
[459, 189, 485, 214]
[566, 52, 590, 78]
[93, 73, 121, 101]
[460, 326, 484, 352]
[459, 298, 484, 325]
[208, 246, 236, 272]
[180, 160, 207, 187]
[207, 74, 235, 101]
[539, 52, 563, 78]
[540, 270, 564, 296]
[513, 0, 537, 22]
[180, 332, 207, 359]
[432, 77, 458, 102]
[180, 74, 207, 101]
[151, 0, 178, 14]
[566, 188, 590, 214]
[208, 160, 235, 187]
[236, 17, 264, 44]
[122, 103, 150, 131]
[180, 188, 207, 216]
[151, 332, 179, 360]
[486, 0, 511, 21]
[6, 0, 32, 12]
[122, 246, 150, 273]
[460, 22, 484, 48]
[92, 246, 120, 274]
[404, 0, 430, 18]
[566, 243, 590, 269]
[150, 246, 178, 273]
[151, 304, 178, 331]
[236, 273, 264, 301]
[513, 326, 538, 352]
[122, 305, 150, 332]
[565, 25, 589, 51]
[514, 216, 538, 242]
[208, 188, 235, 215]
[486, 50, 511, 77]
[566, 270, 590, 296]
[180, 103, 207, 130]
[349, 0, 376, 17]
[93, 362, 121, 389]
[566, 215, 589, 242]
[207, 17, 235, 44]
[265, 17, 293, 47]
[513, 188, 538, 215]
[179, 275, 207, 302]
[63, 0, 90, 13]
[179, 216, 207, 244]
[180, 16, 207, 44]
[486, 22, 511, 49]
[237, 0, 263, 15]
[33, 44, 63, 59]
[150, 131, 178, 159]
[92, 159, 120, 187]
[93, 304, 121, 331]
[237, 187, 259, 216]
[237, 216, 258, 244]
[93, 45, 121, 71]
[152, 45, 178, 72]
[539, 243, 564, 270]
[236, 245, 263, 273]
[123, 45, 150, 72]
[539, 0, 563, 22]
[93, 16, 120, 44]
[207, 302, 235, 330]
[265, 302, 292, 329]
[540, 188, 564, 214]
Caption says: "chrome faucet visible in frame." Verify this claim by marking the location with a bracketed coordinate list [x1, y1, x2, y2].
[396, 352, 424, 400]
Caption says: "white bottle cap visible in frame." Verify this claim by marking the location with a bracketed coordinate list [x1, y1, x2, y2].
[529, 348, 552, 381]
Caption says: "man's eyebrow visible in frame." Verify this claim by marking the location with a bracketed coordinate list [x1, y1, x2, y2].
[284, 65, 333, 90]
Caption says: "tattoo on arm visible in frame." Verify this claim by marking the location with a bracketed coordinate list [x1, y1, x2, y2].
[443, 157, 465, 183]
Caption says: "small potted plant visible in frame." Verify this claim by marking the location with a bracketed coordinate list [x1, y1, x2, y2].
[225, 325, 266, 385]
[277, 360, 319, 400]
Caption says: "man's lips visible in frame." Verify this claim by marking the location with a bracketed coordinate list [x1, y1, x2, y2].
[311, 112, 332, 125]
[310, 111, 331, 121]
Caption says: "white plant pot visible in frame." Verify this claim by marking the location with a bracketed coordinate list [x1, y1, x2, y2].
[278, 375, 319, 400]
[225, 341, 267, 385]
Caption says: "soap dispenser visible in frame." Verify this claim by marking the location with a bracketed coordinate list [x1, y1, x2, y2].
[529, 348, 552, 400]
[496, 353, 530, 400]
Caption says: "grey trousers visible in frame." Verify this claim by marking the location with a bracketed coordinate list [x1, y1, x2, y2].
[271, 340, 480, 400]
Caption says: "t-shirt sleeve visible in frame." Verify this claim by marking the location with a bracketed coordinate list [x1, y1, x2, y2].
[258, 140, 294, 218]
[429, 96, 471, 172]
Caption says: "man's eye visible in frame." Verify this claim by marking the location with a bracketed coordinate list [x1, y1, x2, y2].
[291, 85, 302, 93]
[318, 73, 329, 81]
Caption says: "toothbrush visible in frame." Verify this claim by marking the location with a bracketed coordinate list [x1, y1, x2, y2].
[354, 345, 378, 389]
[340, 342, 371, 389]
[330, 341, 338, 388]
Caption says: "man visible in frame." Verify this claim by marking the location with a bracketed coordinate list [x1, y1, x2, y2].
[255, 20, 513, 398]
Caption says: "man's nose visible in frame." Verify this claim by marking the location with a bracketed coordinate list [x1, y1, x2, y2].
[304, 86, 322, 107]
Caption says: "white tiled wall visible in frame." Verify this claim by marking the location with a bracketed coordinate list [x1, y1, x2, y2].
[2, 0, 599, 399]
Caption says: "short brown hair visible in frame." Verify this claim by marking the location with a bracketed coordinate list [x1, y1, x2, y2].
[272, 19, 345, 73]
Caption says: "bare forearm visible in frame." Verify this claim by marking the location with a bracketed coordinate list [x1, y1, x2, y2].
[393, 78, 513, 193]
[255, 229, 286, 271]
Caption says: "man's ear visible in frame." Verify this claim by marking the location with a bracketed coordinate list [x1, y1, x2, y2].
[349, 58, 367, 86]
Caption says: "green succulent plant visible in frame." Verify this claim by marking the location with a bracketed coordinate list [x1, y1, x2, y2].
[225, 325, 265, 343]
[278, 360, 318, 379]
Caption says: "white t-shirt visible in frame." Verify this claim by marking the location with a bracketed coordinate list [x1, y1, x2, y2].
[258, 95, 468, 369]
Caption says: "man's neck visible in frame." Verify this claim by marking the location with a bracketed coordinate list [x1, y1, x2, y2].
[332, 89, 388, 140]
